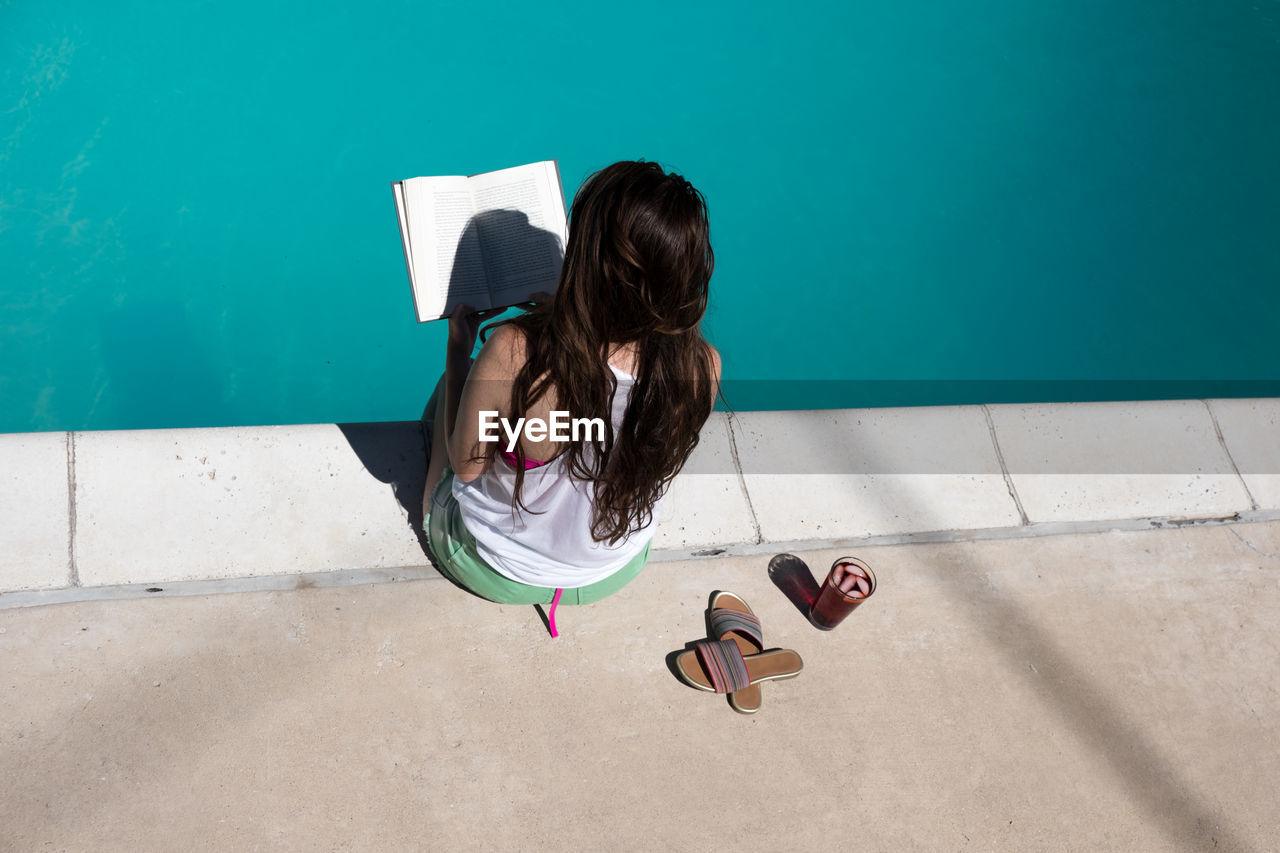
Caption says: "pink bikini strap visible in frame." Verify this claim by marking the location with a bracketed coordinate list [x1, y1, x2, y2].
[500, 449, 546, 470]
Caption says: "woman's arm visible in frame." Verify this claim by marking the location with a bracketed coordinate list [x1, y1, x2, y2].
[444, 311, 525, 483]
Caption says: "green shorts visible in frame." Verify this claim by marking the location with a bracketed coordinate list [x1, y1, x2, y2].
[425, 468, 650, 606]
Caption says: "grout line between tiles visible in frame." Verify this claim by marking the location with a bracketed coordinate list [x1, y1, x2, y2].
[66, 432, 80, 588]
[982, 405, 1029, 525]
[724, 412, 763, 545]
[1203, 399, 1259, 511]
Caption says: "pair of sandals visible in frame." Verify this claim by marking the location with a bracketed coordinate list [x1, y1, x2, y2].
[675, 591, 804, 714]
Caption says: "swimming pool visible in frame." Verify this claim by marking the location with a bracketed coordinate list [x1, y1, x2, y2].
[3, 1, 1278, 433]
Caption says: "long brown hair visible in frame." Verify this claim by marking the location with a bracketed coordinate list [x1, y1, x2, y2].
[481, 160, 718, 545]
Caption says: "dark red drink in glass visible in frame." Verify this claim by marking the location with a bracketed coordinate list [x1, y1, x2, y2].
[810, 556, 876, 630]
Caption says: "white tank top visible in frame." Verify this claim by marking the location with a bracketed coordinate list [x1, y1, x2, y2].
[452, 363, 661, 587]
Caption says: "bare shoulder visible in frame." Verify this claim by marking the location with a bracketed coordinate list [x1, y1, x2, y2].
[484, 321, 528, 360]
[707, 343, 722, 380]
[473, 322, 529, 379]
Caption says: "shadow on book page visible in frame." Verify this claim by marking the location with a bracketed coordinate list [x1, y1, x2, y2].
[432, 210, 564, 322]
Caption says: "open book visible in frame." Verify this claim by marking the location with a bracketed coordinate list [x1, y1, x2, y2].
[392, 160, 568, 322]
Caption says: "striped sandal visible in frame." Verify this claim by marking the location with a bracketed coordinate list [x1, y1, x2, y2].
[675, 642, 804, 710]
[709, 592, 766, 713]
[676, 592, 802, 713]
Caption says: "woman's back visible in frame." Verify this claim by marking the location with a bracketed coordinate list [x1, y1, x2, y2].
[480, 161, 719, 539]
[424, 160, 719, 602]
[454, 354, 654, 587]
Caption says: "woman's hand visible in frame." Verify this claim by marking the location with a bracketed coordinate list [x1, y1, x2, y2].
[447, 304, 504, 356]
[512, 291, 554, 312]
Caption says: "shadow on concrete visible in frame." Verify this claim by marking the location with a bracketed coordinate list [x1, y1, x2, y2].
[767, 553, 821, 622]
[0, 598, 334, 844]
[802, 416, 1252, 852]
[335, 420, 430, 557]
[731, 407, 1251, 847]
[927, 547, 1247, 851]
[533, 602, 554, 636]
[337, 418, 549, 641]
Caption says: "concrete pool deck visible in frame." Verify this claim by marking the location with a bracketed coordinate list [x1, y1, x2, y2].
[2, 398, 1279, 849]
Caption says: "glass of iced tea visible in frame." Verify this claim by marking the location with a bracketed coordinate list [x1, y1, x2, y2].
[810, 556, 876, 630]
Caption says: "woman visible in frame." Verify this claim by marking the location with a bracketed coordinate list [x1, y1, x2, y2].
[421, 160, 720, 628]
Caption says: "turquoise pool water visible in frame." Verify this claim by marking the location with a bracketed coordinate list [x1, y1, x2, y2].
[3, 1, 1278, 433]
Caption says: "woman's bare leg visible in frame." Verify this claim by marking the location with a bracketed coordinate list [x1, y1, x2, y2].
[422, 372, 450, 520]
[423, 354, 478, 521]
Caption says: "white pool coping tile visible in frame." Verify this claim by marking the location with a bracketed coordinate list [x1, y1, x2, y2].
[0, 432, 71, 590]
[3, 398, 1277, 595]
[74, 424, 428, 587]
[731, 407, 1021, 541]
[1208, 398, 1280, 510]
[987, 400, 1253, 523]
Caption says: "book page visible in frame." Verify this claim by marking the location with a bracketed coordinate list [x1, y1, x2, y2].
[399, 175, 489, 321]
[468, 161, 568, 306]
[392, 180, 415, 293]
